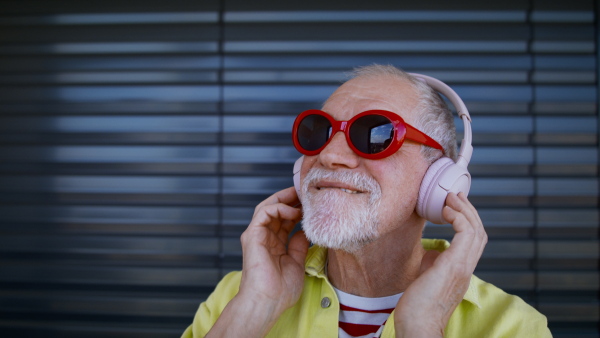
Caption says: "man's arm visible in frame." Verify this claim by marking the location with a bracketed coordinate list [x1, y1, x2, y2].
[206, 187, 309, 338]
[394, 192, 488, 337]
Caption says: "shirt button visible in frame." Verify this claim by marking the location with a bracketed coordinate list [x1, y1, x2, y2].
[321, 297, 331, 308]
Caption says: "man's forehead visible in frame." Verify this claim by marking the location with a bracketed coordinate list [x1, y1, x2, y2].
[322, 75, 419, 122]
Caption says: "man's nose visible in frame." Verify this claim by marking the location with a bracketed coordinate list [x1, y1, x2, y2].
[317, 131, 360, 170]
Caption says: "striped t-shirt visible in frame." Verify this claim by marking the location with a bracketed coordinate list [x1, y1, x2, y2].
[332, 286, 403, 338]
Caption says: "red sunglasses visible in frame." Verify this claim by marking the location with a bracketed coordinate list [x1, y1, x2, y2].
[292, 109, 443, 160]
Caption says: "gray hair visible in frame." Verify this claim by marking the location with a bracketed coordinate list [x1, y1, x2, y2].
[347, 64, 457, 163]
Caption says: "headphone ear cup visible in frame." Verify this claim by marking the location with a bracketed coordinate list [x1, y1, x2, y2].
[293, 156, 304, 197]
[417, 157, 471, 224]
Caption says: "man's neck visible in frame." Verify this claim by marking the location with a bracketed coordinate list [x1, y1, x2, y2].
[326, 224, 426, 298]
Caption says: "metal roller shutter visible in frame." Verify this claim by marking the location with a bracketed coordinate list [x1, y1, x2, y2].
[0, 0, 597, 336]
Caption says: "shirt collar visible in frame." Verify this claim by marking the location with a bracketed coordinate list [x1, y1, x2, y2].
[304, 245, 327, 278]
[303, 239, 482, 308]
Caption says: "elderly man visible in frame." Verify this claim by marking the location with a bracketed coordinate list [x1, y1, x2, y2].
[182, 65, 551, 337]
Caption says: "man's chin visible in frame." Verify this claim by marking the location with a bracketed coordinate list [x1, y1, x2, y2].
[302, 218, 378, 253]
[307, 235, 370, 254]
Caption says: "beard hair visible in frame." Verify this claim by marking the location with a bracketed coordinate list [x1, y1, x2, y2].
[300, 167, 382, 253]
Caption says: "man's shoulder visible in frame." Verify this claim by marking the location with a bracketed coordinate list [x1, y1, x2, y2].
[469, 274, 538, 315]
[200, 270, 243, 311]
[182, 271, 243, 337]
[447, 275, 552, 337]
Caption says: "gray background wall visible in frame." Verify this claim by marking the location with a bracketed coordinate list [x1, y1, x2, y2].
[0, 0, 598, 337]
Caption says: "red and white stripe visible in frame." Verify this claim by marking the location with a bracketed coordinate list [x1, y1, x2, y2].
[333, 286, 402, 338]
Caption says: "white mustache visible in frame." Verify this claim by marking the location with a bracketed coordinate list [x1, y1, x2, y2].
[302, 168, 381, 198]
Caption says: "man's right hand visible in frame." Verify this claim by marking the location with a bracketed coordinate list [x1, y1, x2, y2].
[206, 187, 309, 338]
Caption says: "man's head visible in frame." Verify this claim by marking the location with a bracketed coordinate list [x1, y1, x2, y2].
[298, 65, 457, 252]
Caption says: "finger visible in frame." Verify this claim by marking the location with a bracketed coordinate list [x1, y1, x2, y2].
[443, 194, 480, 242]
[250, 203, 303, 235]
[445, 193, 486, 252]
[276, 219, 302, 245]
[449, 193, 487, 252]
[443, 203, 474, 245]
[442, 194, 487, 269]
[440, 206, 476, 267]
[444, 193, 480, 233]
[254, 187, 301, 217]
[287, 230, 309, 267]
[456, 192, 484, 229]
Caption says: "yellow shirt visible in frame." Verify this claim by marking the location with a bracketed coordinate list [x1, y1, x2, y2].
[182, 239, 552, 337]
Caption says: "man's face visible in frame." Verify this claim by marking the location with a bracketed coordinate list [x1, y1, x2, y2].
[300, 75, 431, 252]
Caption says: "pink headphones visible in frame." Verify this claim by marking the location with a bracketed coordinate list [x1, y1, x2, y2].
[293, 73, 473, 224]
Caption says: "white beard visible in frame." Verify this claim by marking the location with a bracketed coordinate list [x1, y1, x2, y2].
[300, 168, 382, 253]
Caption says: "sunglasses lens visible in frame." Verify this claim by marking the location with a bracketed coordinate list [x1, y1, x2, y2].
[297, 114, 332, 151]
[350, 115, 394, 154]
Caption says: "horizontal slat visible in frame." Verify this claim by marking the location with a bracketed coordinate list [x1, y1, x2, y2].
[0, 265, 222, 287]
[0, 235, 241, 256]
[224, 10, 528, 23]
[0, 101, 219, 114]
[0, 176, 220, 193]
[224, 23, 530, 40]
[0, 0, 219, 13]
[0, 322, 183, 338]
[224, 54, 535, 69]
[0, 56, 221, 71]
[0, 25, 220, 43]
[540, 302, 600, 322]
[0, 12, 219, 25]
[224, 40, 530, 53]
[0, 205, 219, 224]
[0, 291, 202, 318]
[0, 146, 220, 162]
[0, 42, 220, 54]
[0, 71, 219, 84]
[223, 0, 528, 11]
[0, 85, 220, 101]
[0, 116, 221, 132]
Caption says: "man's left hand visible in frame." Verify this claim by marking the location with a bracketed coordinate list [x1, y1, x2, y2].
[394, 192, 487, 337]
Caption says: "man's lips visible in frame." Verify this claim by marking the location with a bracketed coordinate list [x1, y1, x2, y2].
[313, 181, 364, 194]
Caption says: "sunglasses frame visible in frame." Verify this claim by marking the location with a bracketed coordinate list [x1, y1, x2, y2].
[292, 109, 444, 160]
